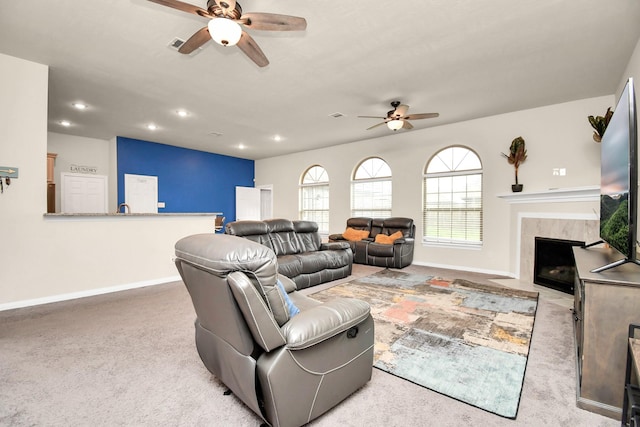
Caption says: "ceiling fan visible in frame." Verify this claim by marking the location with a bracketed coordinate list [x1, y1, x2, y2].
[358, 101, 439, 131]
[148, 0, 307, 67]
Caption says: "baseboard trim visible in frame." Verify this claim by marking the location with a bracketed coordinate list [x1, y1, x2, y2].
[411, 260, 514, 278]
[0, 275, 182, 312]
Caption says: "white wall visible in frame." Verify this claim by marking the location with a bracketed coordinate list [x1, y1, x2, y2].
[617, 36, 640, 100]
[256, 96, 610, 276]
[0, 53, 213, 309]
[47, 132, 113, 212]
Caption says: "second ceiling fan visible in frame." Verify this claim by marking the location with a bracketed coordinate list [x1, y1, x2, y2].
[359, 101, 439, 131]
[148, 0, 307, 67]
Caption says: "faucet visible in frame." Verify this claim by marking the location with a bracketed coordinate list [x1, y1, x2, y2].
[116, 203, 130, 214]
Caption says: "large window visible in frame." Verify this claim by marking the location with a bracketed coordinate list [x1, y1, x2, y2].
[300, 165, 329, 234]
[423, 146, 482, 246]
[352, 157, 392, 218]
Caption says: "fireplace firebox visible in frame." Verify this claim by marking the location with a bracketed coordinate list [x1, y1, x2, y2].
[533, 237, 585, 294]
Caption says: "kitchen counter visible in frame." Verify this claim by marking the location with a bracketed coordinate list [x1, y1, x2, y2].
[44, 212, 222, 218]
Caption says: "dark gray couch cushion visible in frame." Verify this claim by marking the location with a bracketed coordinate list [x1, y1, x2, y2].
[293, 220, 322, 252]
[265, 219, 301, 256]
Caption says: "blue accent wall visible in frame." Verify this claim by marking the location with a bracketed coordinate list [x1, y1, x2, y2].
[116, 136, 254, 219]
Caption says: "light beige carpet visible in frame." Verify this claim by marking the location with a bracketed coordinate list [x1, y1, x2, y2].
[0, 264, 617, 426]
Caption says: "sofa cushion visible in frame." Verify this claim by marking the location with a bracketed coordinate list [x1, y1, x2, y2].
[265, 219, 301, 256]
[295, 250, 351, 274]
[294, 220, 322, 252]
[343, 227, 370, 241]
[346, 217, 372, 230]
[367, 242, 395, 257]
[374, 230, 403, 244]
[277, 254, 303, 278]
[381, 217, 415, 237]
[224, 220, 274, 251]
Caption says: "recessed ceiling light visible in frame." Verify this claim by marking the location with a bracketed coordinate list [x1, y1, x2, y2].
[176, 109, 188, 117]
[274, 135, 282, 141]
[72, 102, 88, 110]
[147, 123, 158, 130]
[238, 143, 246, 150]
[59, 120, 71, 127]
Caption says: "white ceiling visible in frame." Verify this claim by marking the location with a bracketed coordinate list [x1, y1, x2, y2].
[1, 0, 639, 160]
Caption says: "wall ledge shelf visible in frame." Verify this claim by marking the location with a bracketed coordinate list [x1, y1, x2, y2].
[497, 185, 599, 204]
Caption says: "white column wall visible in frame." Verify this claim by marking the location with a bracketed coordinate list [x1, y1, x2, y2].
[0, 53, 212, 308]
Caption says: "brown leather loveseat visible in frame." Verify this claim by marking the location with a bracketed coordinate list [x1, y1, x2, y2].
[329, 217, 415, 268]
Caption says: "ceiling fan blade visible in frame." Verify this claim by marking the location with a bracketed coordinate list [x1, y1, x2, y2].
[393, 104, 409, 118]
[403, 113, 440, 120]
[236, 31, 269, 67]
[147, 0, 210, 17]
[178, 27, 211, 54]
[366, 122, 388, 131]
[402, 120, 414, 130]
[358, 115, 387, 119]
[240, 13, 307, 31]
[214, 0, 237, 17]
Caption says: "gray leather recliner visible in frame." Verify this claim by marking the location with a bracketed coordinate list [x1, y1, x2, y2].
[174, 233, 374, 427]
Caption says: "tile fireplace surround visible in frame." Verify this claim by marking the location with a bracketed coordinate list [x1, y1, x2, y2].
[499, 186, 601, 283]
[519, 215, 599, 283]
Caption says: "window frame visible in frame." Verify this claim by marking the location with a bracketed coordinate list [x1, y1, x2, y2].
[422, 146, 483, 248]
[299, 165, 330, 234]
[351, 157, 392, 218]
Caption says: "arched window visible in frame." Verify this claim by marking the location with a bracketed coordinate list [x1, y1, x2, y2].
[423, 146, 483, 246]
[352, 157, 392, 218]
[300, 165, 329, 234]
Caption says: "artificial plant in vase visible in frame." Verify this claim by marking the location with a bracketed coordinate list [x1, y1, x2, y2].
[588, 107, 613, 142]
[502, 136, 527, 192]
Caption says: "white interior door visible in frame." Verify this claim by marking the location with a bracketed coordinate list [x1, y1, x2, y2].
[236, 186, 261, 221]
[125, 174, 158, 213]
[259, 186, 273, 220]
[61, 173, 108, 213]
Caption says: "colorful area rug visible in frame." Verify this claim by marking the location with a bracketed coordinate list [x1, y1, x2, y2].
[310, 269, 538, 419]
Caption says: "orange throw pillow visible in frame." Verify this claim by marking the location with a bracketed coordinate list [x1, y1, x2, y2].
[374, 231, 404, 244]
[343, 227, 370, 241]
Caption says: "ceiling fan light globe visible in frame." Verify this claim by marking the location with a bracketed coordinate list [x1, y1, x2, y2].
[208, 18, 242, 46]
[387, 119, 403, 131]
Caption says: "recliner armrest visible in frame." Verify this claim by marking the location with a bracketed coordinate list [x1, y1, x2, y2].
[394, 237, 414, 245]
[281, 298, 370, 350]
[327, 233, 346, 241]
[320, 241, 350, 250]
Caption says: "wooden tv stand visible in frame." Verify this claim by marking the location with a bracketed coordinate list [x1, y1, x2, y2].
[573, 246, 640, 420]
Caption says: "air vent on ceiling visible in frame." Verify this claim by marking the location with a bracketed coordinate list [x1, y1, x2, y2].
[208, 131, 224, 137]
[328, 112, 345, 118]
[168, 38, 185, 50]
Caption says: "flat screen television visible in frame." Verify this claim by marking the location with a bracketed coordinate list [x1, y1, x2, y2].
[591, 77, 640, 273]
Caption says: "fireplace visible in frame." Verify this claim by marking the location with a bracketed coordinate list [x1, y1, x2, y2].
[533, 237, 585, 294]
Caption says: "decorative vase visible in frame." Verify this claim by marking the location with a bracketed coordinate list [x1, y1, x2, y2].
[512, 184, 523, 192]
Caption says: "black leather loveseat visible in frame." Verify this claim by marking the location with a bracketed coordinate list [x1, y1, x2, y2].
[225, 218, 353, 289]
[328, 217, 415, 268]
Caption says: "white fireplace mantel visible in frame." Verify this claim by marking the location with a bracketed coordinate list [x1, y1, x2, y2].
[497, 186, 599, 204]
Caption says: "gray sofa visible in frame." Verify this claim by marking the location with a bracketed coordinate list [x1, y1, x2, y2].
[225, 218, 353, 289]
[174, 233, 374, 427]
